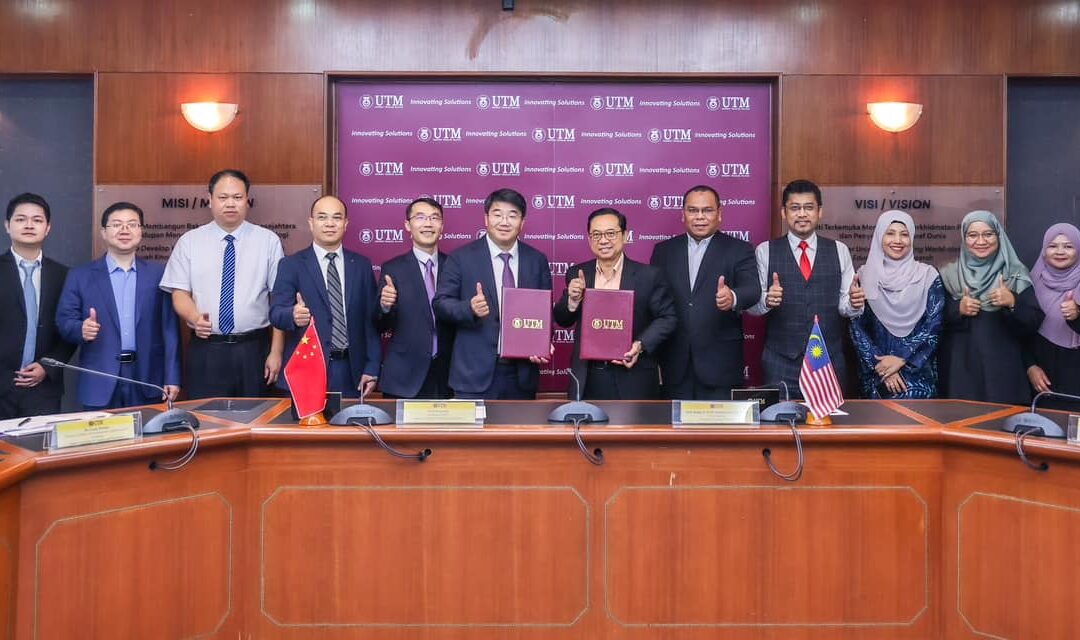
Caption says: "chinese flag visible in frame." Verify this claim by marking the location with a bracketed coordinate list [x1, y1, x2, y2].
[283, 320, 327, 419]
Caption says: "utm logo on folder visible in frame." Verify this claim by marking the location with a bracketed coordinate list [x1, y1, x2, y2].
[591, 318, 625, 331]
[511, 317, 545, 330]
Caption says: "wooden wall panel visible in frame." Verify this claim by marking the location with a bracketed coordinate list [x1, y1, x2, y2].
[0, 1, 1078, 75]
[780, 75, 1004, 186]
[95, 73, 324, 184]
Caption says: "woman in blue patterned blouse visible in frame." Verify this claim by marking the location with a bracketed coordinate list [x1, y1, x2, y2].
[850, 211, 945, 398]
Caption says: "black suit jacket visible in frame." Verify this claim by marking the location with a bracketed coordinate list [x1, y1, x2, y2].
[649, 232, 760, 388]
[553, 257, 676, 399]
[433, 237, 552, 395]
[377, 250, 454, 397]
[0, 251, 76, 396]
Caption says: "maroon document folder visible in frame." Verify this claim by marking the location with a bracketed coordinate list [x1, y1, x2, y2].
[580, 289, 634, 361]
[499, 288, 552, 359]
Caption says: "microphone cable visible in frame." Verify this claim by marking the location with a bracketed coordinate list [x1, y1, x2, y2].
[762, 417, 804, 482]
[1015, 426, 1049, 472]
[572, 417, 604, 465]
[349, 417, 430, 462]
[148, 423, 199, 471]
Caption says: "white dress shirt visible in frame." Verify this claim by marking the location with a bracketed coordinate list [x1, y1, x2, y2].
[160, 220, 284, 333]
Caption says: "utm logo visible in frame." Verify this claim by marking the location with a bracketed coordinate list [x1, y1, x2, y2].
[431, 194, 462, 209]
[553, 328, 575, 343]
[720, 163, 751, 177]
[534, 127, 576, 143]
[649, 195, 683, 210]
[592, 95, 634, 110]
[427, 127, 462, 142]
[532, 194, 576, 209]
[649, 128, 692, 143]
[360, 161, 403, 176]
[418, 127, 431, 142]
[360, 94, 403, 109]
[477, 162, 490, 176]
[722, 96, 752, 111]
[479, 95, 520, 110]
[361, 228, 405, 244]
[706, 163, 721, 178]
[549, 261, 569, 277]
[590, 163, 603, 177]
[490, 162, 520, 176]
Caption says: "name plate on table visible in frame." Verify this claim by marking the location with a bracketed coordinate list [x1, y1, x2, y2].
[48, 413, 142, 450]
[580, 288, 634, 361]
[673, 401, 760, 427]
[396, 400, 485, 428]
[1068, 415, 1080, 444]
[499, 288, 552, 359]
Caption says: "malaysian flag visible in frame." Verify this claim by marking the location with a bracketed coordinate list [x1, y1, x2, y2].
[799, 315, 844, 419]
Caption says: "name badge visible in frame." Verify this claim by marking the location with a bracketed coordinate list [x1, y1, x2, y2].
[49, 413, 141, 450]
[396, 400, 484, 428]
[673, 401, 760, 427]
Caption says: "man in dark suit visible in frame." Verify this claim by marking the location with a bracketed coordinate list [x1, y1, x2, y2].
[649, 185, 761, 399]
[554, 208, 676, 400]
[56, 202, 181, 409]
[0, 193, 76, 419]
[377, 197, 454, 399]
[433, 188, 552, 399]
[270, 195, 381, 398]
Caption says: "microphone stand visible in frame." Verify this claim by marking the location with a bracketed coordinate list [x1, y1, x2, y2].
[40, 358, 200, 471]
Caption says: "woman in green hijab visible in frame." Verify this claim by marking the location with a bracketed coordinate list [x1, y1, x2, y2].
[938, 211, 1044, 403]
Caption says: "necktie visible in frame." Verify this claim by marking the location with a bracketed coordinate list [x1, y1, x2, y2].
[326, 253, 348, 350]
[424, 258, 437, 357]
[219, 235, 236, 334]
[798, 240, 812, 281]
[20, 262, 39, 368]
[499, 252, 515, 290]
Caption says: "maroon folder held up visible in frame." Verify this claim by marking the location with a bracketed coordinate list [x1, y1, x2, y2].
[499, 288, 552, 359]
[580, 289, 634, 361]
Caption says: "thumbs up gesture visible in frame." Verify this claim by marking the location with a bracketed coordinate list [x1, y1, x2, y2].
[849, 273, 866, 311]
[959, 287, 981, 317]
[567, 269, 586, 311]
[82, 307, 101, 342]
[471, 282, 490, 318]
[715, 274, 734, 311]
[766, 272, 783, 308]
[293, 292, 311, 327]
[1062, 290, 1079, 321]
[989, 274, 1015, 310]
[380, 274, 398, 311]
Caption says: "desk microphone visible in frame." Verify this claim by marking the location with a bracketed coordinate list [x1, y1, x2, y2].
[547, 368, 609, 424]
[1002, 390, 1080, 439]
[40, 357, 199, 434]
[757, 380, 809, 423]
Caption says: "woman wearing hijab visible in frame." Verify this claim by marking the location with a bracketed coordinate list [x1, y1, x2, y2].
[1025, 223, 1080, 398]
[850, 211, 944, 398]
[939, 211, 1044, 404]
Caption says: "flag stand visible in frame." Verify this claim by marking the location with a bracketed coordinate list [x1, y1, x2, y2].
[298, 414, 328, 427]
[806, 411, 832, 426]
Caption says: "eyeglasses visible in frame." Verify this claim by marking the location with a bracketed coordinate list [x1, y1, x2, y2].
[684, 207, 718, 217]
[409, 214, 443, 224]
[965, 231, 998, 242]
[313, 213, 346, 224]
[488, 212, 522, 223]
[588, 230, 623, 242]
[105, 221, 142, 231]
[785, 204, 819, 213]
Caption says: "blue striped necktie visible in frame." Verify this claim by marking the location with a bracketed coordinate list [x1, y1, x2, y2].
[219, 234, 236, 335]
[20, 261, 39, 368]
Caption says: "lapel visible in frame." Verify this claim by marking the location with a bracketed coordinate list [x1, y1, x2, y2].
[1, 253, 26, 316]
[477, 240, 501, 317]
[516, 244, 533, 289]
[672, 234, 694, 295]
[302, 246, 330, 310]
[133, 257, 157, 328]
[693, 232, 724, 296]
[619, 257, 637, 292]
[92, 257, 122, 333]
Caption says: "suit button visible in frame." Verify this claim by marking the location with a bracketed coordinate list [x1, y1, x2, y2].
[688, 302, 693, 307]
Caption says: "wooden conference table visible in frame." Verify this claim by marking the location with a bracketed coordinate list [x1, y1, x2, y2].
[1, 398, 1079, 639]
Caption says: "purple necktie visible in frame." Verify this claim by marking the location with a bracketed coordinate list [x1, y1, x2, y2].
[424, 258, 437, 356]
[499, 252, 515, 290]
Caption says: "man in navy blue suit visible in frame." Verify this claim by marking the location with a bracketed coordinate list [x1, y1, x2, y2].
[270, 195, 381, 398]
[377, 197, 454, 399]
[433, 188, 552, 400]
[56, 202, 181, 409]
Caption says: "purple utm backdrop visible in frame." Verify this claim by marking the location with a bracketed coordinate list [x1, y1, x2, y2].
[336, 81, 772, 393]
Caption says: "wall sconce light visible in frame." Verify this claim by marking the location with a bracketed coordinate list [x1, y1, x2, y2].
[866, 102, 923, 133]
[181, 102, 238, 132]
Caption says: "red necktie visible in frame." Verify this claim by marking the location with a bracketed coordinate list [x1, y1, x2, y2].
[798, 240, 812, 281]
